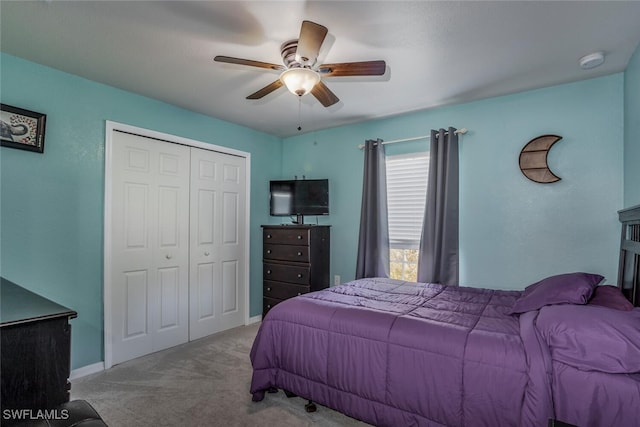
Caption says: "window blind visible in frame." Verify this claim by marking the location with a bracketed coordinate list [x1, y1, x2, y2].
[386, 152, 429, 248]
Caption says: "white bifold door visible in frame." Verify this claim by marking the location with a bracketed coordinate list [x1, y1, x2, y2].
[189, 147, 246, 340]
[109, 131, 246, 365]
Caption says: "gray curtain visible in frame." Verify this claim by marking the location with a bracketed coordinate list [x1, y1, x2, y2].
[417, 128, 459, 285]
[356, 139, 390, 279]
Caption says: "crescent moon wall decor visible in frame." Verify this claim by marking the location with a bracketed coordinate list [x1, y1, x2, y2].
[519, 134, 563, 183]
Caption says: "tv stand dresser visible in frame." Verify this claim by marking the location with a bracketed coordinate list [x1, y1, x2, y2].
[0, 277, 77, 422]
[261, 225, 330, 317]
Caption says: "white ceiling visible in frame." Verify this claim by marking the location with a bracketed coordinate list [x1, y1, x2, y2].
[2, 1, 640, 138]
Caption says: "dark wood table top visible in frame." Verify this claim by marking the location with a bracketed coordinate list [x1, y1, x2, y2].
[0, 277, 77, 327]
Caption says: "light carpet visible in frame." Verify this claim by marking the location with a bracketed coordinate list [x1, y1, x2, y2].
[71, 323, 368, 426]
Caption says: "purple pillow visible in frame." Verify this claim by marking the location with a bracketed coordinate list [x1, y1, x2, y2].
[588, 285, 634, 311]
[510, 272, 603, 314]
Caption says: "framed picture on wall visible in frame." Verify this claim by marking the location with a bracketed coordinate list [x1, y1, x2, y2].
[0, 103, 47, 153]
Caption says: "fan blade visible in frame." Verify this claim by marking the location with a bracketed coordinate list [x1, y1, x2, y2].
[296, 21, 328, 66]
[318, 60, 386, 77]
[214, 55, 284, 71]
[311, 81, 339, 107]
[246, 80, 284, 99]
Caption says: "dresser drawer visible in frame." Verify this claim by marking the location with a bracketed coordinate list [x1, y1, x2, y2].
[264, 244, 309, 262]
[264, 263, 310, 285]
[263, 297, 281, 317]
[264, 280, 309, 300]
[263, 228, 309, 245]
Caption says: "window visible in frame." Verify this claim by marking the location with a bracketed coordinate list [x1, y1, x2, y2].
[386, 152, 429, 282]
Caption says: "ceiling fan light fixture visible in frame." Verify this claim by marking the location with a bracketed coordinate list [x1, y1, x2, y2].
[280, 68, 320, 97]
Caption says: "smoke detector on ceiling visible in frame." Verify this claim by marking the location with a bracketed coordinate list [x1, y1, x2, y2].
[579, 52, 605, 70]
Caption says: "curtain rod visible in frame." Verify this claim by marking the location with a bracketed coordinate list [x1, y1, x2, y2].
[357, 128, 468, 149]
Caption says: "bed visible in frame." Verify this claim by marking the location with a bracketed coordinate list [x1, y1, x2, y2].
[250, 205, 640, 427]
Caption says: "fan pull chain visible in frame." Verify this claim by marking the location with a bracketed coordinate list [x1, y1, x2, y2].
[297, 96, 302, 131]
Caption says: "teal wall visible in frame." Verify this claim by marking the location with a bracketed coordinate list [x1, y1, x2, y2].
[0, 54, 282, 369]
[624, 43, 640, 206]
[283, 75, 624, 290]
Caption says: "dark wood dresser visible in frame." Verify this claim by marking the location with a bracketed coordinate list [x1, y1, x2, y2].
[0, 277, 77, 419]
[262, 225, 330, 317]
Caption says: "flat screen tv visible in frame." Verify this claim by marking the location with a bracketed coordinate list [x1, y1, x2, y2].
[270, 179, 329, 223]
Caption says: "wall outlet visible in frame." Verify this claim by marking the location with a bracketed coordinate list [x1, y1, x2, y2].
[334, 275, 341, 286]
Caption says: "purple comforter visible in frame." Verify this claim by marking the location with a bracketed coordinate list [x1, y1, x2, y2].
[250, 278, 640, 426]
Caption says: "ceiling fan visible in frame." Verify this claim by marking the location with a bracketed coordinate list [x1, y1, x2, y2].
[214, 20, 386, 107]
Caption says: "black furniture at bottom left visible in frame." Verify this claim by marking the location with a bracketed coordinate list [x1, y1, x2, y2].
[0, 277, 79, 426]
[15, 400, 107, 427]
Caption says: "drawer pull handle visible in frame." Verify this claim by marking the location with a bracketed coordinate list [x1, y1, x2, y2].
[266, 287, 271, 291]
[266, 249, 272, 254]
[297, 293, 301, 296]
[267, 304, 271, 309]
[297, 273, 303, 278]
[297, 235, 302, 240]
[297, 252, 302, 256]
[165, 254, 172, 260]
[266, 270, 272, 275]
[204, 251, 210, 256]
[266, 234, 272, 239]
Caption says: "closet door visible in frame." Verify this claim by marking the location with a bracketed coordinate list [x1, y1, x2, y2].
[189, 148, 246, 340]
[110, 132, 190, 365]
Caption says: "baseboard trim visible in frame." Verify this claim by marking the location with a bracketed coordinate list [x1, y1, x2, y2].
[70, 361, 105, 380]
[248, 315, 262, 325]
